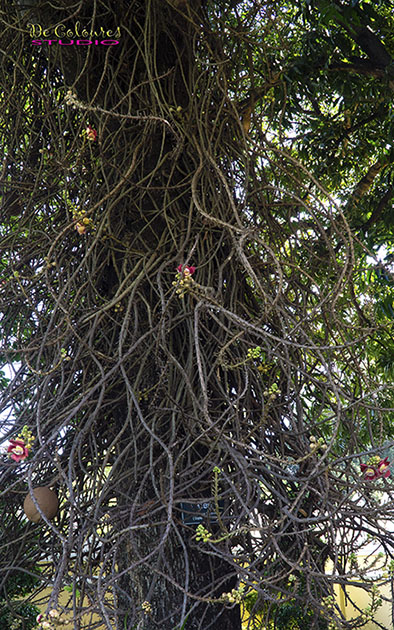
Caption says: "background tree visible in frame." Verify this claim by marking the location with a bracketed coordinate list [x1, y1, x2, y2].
[0, 498, 41, 630]
[1, 1, 394, 630]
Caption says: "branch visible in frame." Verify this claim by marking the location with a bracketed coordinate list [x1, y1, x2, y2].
[361, 184, 394, 232]
[355, 27, 392, 69]
[345, 160, 385, 212]
[328, 61, 386, 79]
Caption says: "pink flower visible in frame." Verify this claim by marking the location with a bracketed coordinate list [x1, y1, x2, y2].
[177, 264, 196, 276]
[361, 456, 391, 480]
[86, 125, 97, 141]
[7, 439, 29, 462]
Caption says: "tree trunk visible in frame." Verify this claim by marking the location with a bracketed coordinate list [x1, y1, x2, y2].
[37, 1, 243, 627]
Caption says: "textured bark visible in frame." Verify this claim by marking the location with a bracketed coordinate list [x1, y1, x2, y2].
[116, 523, 240, 630]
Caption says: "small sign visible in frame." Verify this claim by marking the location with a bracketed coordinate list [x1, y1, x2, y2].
[179, 500, 224, 526]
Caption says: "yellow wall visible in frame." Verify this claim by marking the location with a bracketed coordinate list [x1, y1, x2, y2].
[32, 587, 111, 629]
[335, 580, 392, 630]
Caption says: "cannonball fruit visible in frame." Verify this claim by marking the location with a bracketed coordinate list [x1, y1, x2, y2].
[23, 486, 59, 523]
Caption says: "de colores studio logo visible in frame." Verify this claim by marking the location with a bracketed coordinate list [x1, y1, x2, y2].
[28, 22, 121, 46]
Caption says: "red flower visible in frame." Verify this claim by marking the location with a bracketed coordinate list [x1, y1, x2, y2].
[7, 439, 29, 462]
[86, 125, 97, 141]
[360, 464, 378, 480]
[377, 457, 391, 478]
[177, 264, 196, 275]
[361, 456, 391, 480]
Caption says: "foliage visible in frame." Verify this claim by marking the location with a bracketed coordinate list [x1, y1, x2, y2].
[243, 578, 329, 630]
[0, 500, 41, 630]
[0, 601, 40, 630]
